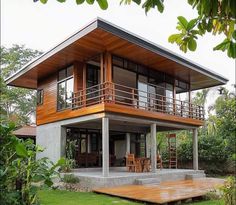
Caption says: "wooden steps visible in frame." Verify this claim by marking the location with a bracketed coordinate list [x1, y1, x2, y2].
[135, 177, 161, 185]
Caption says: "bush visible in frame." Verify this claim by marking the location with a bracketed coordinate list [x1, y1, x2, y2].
[177, 134, 230, 174]
[0, 122, 65, 205]
[219, 176, 236, 205]
[60, 158, 75, 172]
[62, 174, 80, 184]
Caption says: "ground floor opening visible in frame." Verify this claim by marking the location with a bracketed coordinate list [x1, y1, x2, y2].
[66, 128, 146, 168]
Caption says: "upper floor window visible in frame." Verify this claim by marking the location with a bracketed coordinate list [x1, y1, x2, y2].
[37, 89, 44, 105]
[57, 66, 74, 110]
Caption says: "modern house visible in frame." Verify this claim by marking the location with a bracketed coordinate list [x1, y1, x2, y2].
[6, 18, 227, 188]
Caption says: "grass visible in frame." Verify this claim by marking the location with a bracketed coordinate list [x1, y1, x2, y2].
[38, 189, 141, 205]
[38, 189, 223, 205]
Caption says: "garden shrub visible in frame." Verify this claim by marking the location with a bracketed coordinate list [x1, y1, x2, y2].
[62, 174, 80, 184]
[0, 122, 65, 205]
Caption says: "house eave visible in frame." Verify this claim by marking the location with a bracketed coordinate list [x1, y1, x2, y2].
[5, 17, 228, 89]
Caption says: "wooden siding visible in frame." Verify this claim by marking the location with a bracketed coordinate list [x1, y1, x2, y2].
[36, 57, 204, 126]
[36, 62, 106, 125]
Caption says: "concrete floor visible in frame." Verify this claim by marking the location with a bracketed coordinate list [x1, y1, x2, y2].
[65, 167, 206, 189]
[71, 167, 198, 178]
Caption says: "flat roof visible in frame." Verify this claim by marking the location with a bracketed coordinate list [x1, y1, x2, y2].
[6, 17, 228, 90]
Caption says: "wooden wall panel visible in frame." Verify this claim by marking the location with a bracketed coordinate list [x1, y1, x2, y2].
[36, 58, 203, 127]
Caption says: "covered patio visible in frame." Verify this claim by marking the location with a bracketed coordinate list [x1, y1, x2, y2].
[60, 112, 200, 178]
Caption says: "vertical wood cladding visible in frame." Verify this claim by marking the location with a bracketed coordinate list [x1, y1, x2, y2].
[36, 62, 89, 125]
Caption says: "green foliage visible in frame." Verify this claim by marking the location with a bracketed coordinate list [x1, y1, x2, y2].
[171, 0, 236, 58]
[62, 174, 80, 184]
[0, 45, 42, 126]
[219, 176, 236, 205]
[177, 87, 236, 174]
[61, 139, 77, 172]
[0, 122, 64, 205]
[60, 158, 75, 173]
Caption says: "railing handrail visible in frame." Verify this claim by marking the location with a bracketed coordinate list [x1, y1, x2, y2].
[71, 81, 204, 120]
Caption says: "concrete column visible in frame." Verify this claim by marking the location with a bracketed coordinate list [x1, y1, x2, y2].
[60, 126, 67, 158]
[193, 128, 198, 170]
[102, 117, 109, 177]
[145, 133, 151, 158]
[126, 133, 130, 155]
[87, 134, 91, 153]
[150, 123, 157, 173]
[36, 123, 66, 163]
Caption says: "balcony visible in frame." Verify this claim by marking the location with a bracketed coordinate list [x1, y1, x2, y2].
[71, 82, 204, 121]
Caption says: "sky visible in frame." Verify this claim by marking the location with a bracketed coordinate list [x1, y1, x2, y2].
[1, 0, 235, 95]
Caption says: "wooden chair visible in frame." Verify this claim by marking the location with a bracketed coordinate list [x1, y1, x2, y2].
[143, 158, 151, 172]
[134, 158, 143, 173]
[157, 154, 163, 169]
[126, 154, 136, 172]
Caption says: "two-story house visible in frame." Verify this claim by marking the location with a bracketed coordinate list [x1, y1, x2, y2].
[6, 18, 227, 182]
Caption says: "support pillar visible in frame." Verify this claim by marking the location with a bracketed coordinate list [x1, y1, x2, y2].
[126, 133, 130, 155]
[193, 128, 198, 170]
[87, 134, 91, 153]
[102, 117, 109, 177]
[151, 123, 157, 173]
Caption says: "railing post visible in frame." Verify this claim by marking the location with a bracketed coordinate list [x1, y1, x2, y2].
[180, 101, 183, 117]
[83, 90, 86, 107]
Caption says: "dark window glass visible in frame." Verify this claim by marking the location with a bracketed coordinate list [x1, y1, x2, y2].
[87, 64, 99, 87]
[37, 89, 43, 105]
[165, 75, 174, 84]
[112, 56, 123, 67]
[58, 69, 66, 81]
[128, 61, 137, 72]
[58, 81, 66, 110]
[123, 60, 128, 69]
[57, 66, 74, 110]
[138, 65, 148, 75]
[67, 66, 73, 77]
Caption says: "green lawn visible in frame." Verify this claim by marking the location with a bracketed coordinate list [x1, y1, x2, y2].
[38, 189, 222, 205]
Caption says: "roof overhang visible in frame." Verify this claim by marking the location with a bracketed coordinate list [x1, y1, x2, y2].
[6, 17, 228, 90]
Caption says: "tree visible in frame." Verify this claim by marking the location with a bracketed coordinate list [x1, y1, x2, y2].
[0, 122, 65, 205]
[34, 0, 236, 58]
[0, 45, 42, 126]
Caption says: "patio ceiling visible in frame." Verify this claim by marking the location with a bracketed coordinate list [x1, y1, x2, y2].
[6, 18, 228, 90]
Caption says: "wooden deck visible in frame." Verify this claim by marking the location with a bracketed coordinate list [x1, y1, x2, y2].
[93, 178, 225, 204]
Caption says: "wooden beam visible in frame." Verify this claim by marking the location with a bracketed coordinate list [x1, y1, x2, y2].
[100, 53, 104, 83]
[105, 52, 112, 82]
[73, 62, 79, 93]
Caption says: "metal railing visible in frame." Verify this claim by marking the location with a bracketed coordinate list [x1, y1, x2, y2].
[71, 82, 204, 120]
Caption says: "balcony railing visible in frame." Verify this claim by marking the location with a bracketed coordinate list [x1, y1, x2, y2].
[71, 82, 204, 120]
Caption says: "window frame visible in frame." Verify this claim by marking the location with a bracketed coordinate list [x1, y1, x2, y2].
[57, 65, 74, 111]
[37, 89, 44, 105]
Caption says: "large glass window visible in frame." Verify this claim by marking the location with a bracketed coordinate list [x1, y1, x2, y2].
[113, 66, 137, 105]
[166, 83, 174, 113]
[86, 64, 100, 101]
[175, 79, 190, 116]
[57, 66, 74, 110]
[138, 75, 148, 109]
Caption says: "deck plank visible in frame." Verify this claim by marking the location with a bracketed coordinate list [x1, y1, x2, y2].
[93, 178, 225, 204]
